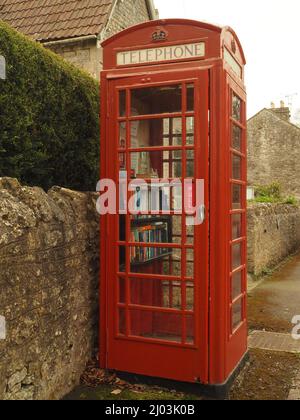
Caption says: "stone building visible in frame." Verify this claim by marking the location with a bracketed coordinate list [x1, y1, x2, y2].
[248, 102, 300, 198]
[0, 0, 158, 79]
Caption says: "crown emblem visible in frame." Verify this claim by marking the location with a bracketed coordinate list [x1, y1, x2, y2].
[152, 28, 168, 42]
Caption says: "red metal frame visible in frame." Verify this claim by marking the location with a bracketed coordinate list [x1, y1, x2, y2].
[100, 19, 247, 386]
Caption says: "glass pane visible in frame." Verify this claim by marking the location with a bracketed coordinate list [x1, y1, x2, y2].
[131, 219, 169, 241]
[186, 282, 194, 311]
[187, 150, 194, 177]
[232, 184, 242, 209]
[232, 125, 242, 151]
[232, 299, 243, 330]
[186, 117, 194, 145]
[130, 150, 183, 178]
[127, 180, 183, 213]
[119, 122, 126, 148]
[119, 277, 126, 303]
[130, 278, 182, 309]
[232, 271, 242, 300]
[163, 119, 170, 134]
[119, 90, 126, 116]
[119, 178, 127, 213]
[131, 85, 182, 115]
[119, 153, 126, 170]
[173, 149, 182, 159]
[119, 246, 126, 272]
[119, 215, 126, 240]
[172, 160, 183, 178]
[186, 116, 194, 133]
[131, 215, 182, 240]
[172, 137, 182, 147]
[187, 249, 194, 277]
[171, 183, 182, 212]
[232, 213, 242, 239]
[130, 247, 181, 276]
[186, 315, 195, 344]
[232, 154, 242, 180]
[162, 281, 182, 310]
[131, 118, 182, 149]
[187, 84, 194, 111]
[232, 94, 241, 121]
[172, 216, 182, 244]
[186, 224, 194, 245]
[232, 242, 242, 270]
[129, 182, 182, 213]
[119, 309, 126, 335]
[130, 310, 182, 343]
[129, 216, 191, 245]
[172, 118, 183, 136]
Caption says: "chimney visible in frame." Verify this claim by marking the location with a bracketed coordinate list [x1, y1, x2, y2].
[269, 101, 291, 122]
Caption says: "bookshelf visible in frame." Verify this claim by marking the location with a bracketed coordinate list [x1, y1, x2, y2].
[119, 215, 172, 270]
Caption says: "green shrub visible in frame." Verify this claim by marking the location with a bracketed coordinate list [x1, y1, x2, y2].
[0, 21, 99, 191]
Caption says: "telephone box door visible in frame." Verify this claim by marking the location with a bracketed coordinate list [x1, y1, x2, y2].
[103, 69, 210, 383]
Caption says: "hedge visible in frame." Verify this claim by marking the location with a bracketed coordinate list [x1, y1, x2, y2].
[0, 21, 99, 191]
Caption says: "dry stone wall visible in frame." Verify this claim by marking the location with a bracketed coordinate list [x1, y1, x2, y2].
[247, 203, 300, 276]
[1, 177, 300, 399]
[0, 178, 99, 400]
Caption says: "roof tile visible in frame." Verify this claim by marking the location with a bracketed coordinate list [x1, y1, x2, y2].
[0, 0, 114, 41]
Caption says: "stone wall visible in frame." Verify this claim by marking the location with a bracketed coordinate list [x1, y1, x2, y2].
[46, 0, 152, 79]
[2, 177, 300, 399]
[247, 203, 300, 276]
[104, 0, 151, 40]
[0, 178, 99, 400]
[47, 38, 102, 80]
[248, 108, 300, 198]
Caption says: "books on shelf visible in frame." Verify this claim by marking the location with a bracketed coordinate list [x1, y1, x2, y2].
[130, 222, 169, 264]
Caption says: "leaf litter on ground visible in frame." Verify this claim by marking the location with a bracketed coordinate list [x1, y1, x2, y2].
[80, 359, 186, 397]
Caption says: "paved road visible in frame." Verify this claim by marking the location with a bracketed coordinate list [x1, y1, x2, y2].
[248, 253, 300, 334]
[245, 253, 300, 400]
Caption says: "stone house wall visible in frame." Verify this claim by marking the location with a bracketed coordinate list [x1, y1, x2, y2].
[46, 0, 152, 79]
[0, 178, 99, 400]
[48, 38, 102, 80]
[247, 203, 300, 276]
[248, 108, 300, 198]
[103, 0, 151, 40]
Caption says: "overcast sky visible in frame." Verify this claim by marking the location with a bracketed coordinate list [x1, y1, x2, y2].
[155, 0, 300, 120]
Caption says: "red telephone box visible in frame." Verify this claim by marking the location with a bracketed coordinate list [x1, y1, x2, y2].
[100, 19, 247, 392]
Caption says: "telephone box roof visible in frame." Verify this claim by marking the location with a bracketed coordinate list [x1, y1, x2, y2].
[102, 18, 246, 65]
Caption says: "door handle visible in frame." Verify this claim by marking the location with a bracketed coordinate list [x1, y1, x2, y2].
[198, 205, 206, 225]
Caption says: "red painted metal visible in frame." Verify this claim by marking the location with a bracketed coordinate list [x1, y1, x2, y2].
[100, 19, 247, 386]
